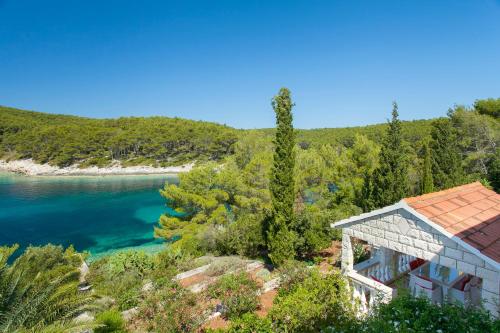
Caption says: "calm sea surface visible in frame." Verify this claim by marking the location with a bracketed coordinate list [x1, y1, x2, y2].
[0, 172, 179, 258]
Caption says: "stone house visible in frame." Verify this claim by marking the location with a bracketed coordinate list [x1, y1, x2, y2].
[331, 182, 499, 316]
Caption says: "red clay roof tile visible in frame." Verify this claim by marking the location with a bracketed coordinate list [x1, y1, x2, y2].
[404, 182, 500, 264]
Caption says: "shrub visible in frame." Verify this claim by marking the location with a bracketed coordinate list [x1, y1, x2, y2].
[87, 250, 155, 310]
[106, 250, 155, 277]
[154, 245, 197, 274]
[269, 269, 355, 332]
[208, 272, 260, 319]
[11, 244, 82, 284]
[348, 294, 500, 333]
[206, 257, 246, 277]
[276, 260, 311, 295]
[138, 283, 206, 333]
[352, 241, 370, 264]
[225, 313, 273, 333]
[95, 310, 127, 333]
[210, 215, 267, 257]
[292, 206, 335, 257]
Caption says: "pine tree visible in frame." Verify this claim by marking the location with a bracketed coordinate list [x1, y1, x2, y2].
[267, 88, 297, 266]
[369, 102, 410, 208]
[421, 140, 434, 194]
[429, 118, 464, 190]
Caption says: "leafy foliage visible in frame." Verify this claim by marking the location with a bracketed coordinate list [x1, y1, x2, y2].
[345, 294, 500, 333]
[222, 313, 273, 333]
[430, 118, 466, 189]
[208, 272, 260, 320]
[474, 98, 500, 119]
[87, 250, 156, 310]
[95, 310, 127, 333]
[155, 157, 271, 256]
[137, 282, 206, 333]
[421, 140, 434, 194]
[268, 269, 355, 332]
[275, 260, 311, 295]
[487, 148, 500, 192]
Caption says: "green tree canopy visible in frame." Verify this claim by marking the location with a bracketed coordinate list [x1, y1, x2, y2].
[430, 118, 465, 190]
[474, 98, 500, 119]
[421, 139, 434, 194]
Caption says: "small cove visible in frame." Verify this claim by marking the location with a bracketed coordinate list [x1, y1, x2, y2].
[0, 172, 179, 259]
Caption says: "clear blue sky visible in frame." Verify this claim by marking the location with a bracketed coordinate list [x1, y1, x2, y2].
[1, 1, 499, 129]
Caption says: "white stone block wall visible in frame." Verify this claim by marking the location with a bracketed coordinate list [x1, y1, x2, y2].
[340, 208, 499, 317]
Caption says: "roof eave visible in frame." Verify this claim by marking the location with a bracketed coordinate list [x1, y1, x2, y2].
[330, 202, 405, 229]
[331, 200, 500, 271]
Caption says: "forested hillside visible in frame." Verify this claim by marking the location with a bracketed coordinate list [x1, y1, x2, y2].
[0, 105, 433, 168]
[0, 106, 238, 167]
[1, 100, 499, 177]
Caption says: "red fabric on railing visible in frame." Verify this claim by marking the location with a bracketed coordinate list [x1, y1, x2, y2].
[415, 282, 434, 290]
[458, 276, 471, 291]
[370, 275, 382, 283]
[409, 258, 426, 270]
[417, 275, 432, 282]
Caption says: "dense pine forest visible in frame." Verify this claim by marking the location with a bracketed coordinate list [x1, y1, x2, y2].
[0, 97, 499, 332]
[0, 106, 238, 167]
[0, 106, 434, 168]
[2, 102, 496, 172]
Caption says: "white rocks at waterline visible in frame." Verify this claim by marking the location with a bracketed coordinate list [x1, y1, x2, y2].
[0, 159, 193, 176]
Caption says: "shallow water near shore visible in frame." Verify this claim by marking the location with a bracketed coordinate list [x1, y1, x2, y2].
[0, 172, 179, 259]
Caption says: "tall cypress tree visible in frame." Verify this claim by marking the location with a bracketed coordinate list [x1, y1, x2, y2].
[487, 148, 500, 192]
[267, 88, 296, 266]
[369, 102, 410, 208]
[359, 172, 376, 212]
[421, 140, 434, 194]
[430, 118, 464, 190]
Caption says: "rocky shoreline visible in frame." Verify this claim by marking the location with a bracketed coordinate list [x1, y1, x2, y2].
[0, 159, 194, 176]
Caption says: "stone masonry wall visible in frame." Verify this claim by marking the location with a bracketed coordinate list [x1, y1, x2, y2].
[342, 208, 499, 315]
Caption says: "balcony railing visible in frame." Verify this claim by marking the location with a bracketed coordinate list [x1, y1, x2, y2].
[347, 270, 396, 314]
[354, 253, 415, 285]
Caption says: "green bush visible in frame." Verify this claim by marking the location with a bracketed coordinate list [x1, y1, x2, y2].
[154, 245, 197, 274]
[210, 215, 267, 258]
[11, 244, 83, 284]
[206, 257, 247, 277]
[225, 313, 273, 333]
[276, 260, 311, 295]
[138, 283, 206, 333]
[292, 206, 336, 257]
[346, 294, 500, 333]
[95, 310, 127, 333]
[208, 272, 260, 320]
[87, 250, 156, 310]
[352, 241, 370, 264]
[106, 250, 155, 277]
[269, 269, 355, 332]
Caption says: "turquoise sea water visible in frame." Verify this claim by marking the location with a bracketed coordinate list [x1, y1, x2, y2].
[0, 172, 179, 258]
